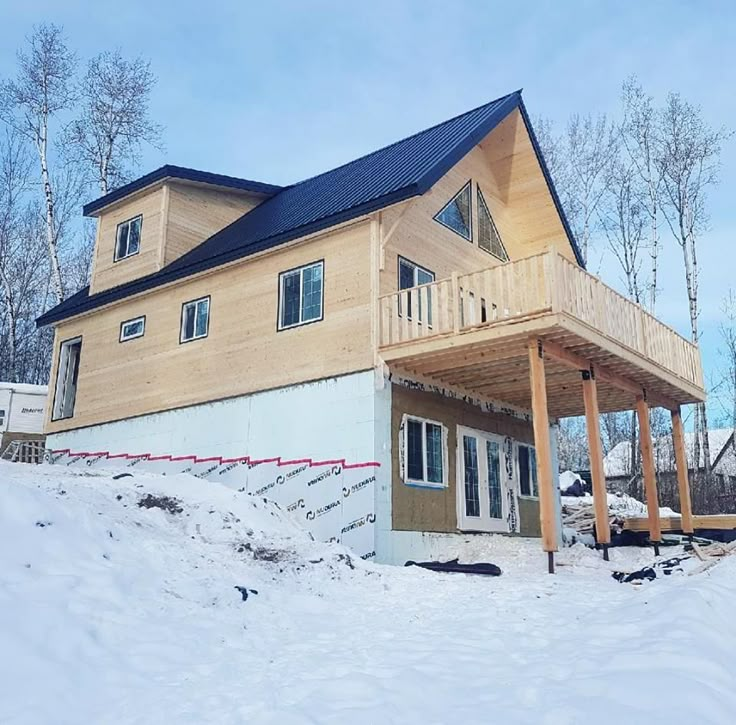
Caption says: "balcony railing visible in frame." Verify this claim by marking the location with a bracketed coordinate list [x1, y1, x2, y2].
[378, 250, 703, 390]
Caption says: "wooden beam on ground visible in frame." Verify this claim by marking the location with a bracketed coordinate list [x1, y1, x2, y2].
[581, 370, 611, 550]
[528, 338, 558, 570]
[624, 513, 736, 532]
[636, 395, 662, 547]
[671, 406, 695, 535]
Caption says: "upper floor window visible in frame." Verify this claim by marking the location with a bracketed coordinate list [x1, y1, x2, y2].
[398, 257, 434, 324]
[477, 188, 508, 261]
[119, 316, 146, 342]
[434, 180, 472, 241]
[52, 337, 82, 421]
[180, 296, 210, 343]
[279, 261, 324, 330]
[114, 215, 142, 261]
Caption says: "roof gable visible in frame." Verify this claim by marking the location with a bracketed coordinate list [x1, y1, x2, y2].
[82, 165, 283, 217]
[38, 90, 582, 327]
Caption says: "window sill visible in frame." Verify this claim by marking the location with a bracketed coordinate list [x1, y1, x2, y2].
[403, 479, 447, 490]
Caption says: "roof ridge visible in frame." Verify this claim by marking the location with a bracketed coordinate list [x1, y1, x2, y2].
[289, 91, 520, 188]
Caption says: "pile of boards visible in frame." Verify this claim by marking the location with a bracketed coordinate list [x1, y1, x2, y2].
[561, 500, 625, 537]
[688, 539, 736, 575]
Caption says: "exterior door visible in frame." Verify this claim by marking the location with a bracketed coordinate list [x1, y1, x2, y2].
[457, 426, 512, 532]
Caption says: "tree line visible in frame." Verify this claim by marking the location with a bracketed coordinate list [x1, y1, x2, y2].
[0, 23, 160, 384]
[539, 78, 732, 512]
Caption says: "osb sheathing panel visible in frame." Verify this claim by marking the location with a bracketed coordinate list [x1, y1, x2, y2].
[47, 221, 374, 434]
[391, 383, 534, 533]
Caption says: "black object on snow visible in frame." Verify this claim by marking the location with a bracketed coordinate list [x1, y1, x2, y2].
[613, 555, 690, 583]
[112, 473, 133, 480]
[563, 480, 586, 497]
[613, 567, 656, 583]
[234, 586, 259, 602]
[405, 558, 502, 576]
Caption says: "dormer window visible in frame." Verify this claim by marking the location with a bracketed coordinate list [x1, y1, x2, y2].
[434, 181, 472, 241]
[114, 215, 142, 261]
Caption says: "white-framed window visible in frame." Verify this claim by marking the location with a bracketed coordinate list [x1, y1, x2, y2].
[518, 444, 538, 497]
[114, 215, 142, 261]
[180, 296, 210, 343]
[119, 316, 146, 342]
[278, 260, 324, 330]
[398, 257, 434, 324]
[52, 337, 82, 421]
[402, 414, 447, 488]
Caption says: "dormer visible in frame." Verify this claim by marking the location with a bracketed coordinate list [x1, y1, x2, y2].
[85, 166, 282, 295]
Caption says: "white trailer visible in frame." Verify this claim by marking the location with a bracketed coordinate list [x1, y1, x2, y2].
[0, 383, 48, 455]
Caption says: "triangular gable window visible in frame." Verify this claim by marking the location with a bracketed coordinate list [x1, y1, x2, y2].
[477, 187, 508, 261]
[434, 181, 472, 241]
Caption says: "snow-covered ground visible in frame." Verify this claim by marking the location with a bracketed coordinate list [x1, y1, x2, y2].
[1, 461, 735, 725]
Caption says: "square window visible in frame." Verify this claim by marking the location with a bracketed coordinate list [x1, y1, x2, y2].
[278, 261, 324, 330]
[403, 415, 446, 488]
[114, 215, 143, 261]
[119, 316, 146, 342]
[180, 297, 210, 343]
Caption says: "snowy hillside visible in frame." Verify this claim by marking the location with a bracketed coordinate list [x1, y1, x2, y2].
[1, 461, 736, 724]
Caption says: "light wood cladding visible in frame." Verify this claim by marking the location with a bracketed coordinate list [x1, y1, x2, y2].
[163, 182, 259, 266]
[46, 221, 373, 434]
[89, 181, 261, 295]
[90, 187, 166, 295]
[379, 107, 578, 297]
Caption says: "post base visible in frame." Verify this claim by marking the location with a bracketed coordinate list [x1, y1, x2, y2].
[601, 545, 610, 562]
[547, 551, 555, 574]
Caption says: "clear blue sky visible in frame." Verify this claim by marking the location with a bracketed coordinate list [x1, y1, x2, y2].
[3, 0, 734, 420]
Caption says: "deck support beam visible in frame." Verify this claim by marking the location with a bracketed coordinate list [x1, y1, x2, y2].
[636, 395, 662, 552]
[528, 339, 558, 571]
[671, 406, 695, 535]
[581, 370, 611, 554]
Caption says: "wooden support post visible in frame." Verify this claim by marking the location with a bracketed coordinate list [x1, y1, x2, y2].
[636, 395, 662, 551]
[671, 406, 695, 535]
[581, 369, 610, 555]
[528, 339, 558, 571]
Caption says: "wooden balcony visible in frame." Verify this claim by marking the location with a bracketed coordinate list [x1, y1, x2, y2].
[378, 251, 705, 418]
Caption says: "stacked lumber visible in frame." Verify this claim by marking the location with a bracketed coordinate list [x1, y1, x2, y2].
[561, 500, 625, 536]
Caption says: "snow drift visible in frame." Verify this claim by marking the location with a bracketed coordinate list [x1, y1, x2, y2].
[1, 461, 736, 724]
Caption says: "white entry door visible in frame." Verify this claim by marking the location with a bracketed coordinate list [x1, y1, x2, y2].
[457, 426, 514, 532]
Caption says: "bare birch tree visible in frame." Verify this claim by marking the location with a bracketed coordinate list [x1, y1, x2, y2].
[658, 92, 731, 481]
[621, 78, 663, 312]
[0, 24, 76, 303]
[67, 50, 162, 195]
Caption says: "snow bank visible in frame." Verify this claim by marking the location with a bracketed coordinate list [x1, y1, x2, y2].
[1, 461, 735, 724]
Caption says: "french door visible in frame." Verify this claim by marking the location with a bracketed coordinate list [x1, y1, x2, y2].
[457, 426, 513, 532]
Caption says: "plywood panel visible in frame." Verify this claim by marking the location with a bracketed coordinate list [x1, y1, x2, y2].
[47, 221, 374, 434]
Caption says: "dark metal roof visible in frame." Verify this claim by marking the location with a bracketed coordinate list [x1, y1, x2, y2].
[38, 90, 584, 328]
[82, 165, 283, 217]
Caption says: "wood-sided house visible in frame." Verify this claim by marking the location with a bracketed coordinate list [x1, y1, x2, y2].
[37, 91, 706, 568]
